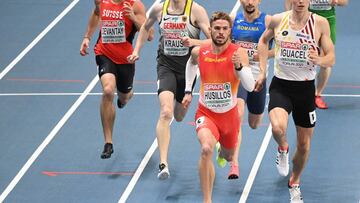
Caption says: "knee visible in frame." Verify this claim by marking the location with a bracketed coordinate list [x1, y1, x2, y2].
[174, 115, 184, 122]
[249, 120, 260, 129]
[102, 86, 115, 101]
[118, 91, 133, 106]
[297, 139, 311, 153]
[272, 123, 286, 137]
[200, 145, 213, 160]
[159, 106, 173, 121]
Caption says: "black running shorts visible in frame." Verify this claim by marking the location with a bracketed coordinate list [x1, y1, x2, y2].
[268, 77, 316, 128]
[96, 55, 135, 93]
[157, 64, 195, 103]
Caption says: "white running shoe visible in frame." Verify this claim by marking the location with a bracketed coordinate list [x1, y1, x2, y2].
[157, 163, 170, 180]
[276, 148, 289, 176]
[289, 184, 304, 203]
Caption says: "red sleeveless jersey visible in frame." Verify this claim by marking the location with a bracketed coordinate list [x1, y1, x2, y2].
[94, 0, 137, 64]
[198, 43, 240, 113]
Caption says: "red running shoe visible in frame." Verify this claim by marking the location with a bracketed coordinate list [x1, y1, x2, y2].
[228, 162, 239, 180]
[315, 96, 328, 109]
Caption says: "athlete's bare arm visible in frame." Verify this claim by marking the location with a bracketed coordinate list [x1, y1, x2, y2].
[252, 14, 275, 61]
[257, 13, 282, 91]
[332, 0, 348, 6]
[123, 0, 146, 30]
[309, 15, 335, 67]
[80, 0, 101, 56]
[182, 46, 200, 109]
[182, 3, 211, 47]
[127, 3, 163, 63]
[264, 15, 275, 59]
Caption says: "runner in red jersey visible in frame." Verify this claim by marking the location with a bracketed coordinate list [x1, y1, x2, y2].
[80, 0, 152, 159]
[182, 12, 255, 203]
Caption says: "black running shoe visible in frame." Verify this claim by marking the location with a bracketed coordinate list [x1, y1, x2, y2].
[117, 99, 126, 109]
[100, 143, 113, 159]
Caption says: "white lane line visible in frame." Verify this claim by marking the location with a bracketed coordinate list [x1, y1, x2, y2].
[0, 0, 80, 80]
[1, 93, 360, 97]
[230, 0, 241, 17]
[118, 139, 158, 203]
[239, 125, 273, 203]
[0, 76, 99, 202]
[0, 92, 157, 96]
[229, 1, 273, 202]
[117, 1, 163, 202]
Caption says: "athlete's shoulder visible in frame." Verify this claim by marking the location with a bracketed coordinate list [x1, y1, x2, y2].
[313, 13, 330, 30]
[270, 12, 288, 28]
[148, 2, 163, 18]
[191, 1, 207, 13]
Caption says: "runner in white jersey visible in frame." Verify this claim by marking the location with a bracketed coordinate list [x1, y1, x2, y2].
[285, 0, 348, 109]
[127, 0, 210, 180]
[257, 0, 335, 202]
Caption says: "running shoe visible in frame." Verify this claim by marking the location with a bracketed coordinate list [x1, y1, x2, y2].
[289, 182, 304, 203]
[228, 162, 239, 180]
[117, 98, 126, 109]
[100, 143, 113, 159]
[157, 163, 170, 180]
[216, 142, 226, 168]
[315, 96, 328, 109]
[276, 147, 289, 176]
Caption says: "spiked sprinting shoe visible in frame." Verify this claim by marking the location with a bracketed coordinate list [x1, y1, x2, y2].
[228, 162, 239, 180]
[276, 147, 289, 176]
[157, 163, 170, 180]
[216, 142, 226, 168]
[315, 96, 328, 109]
[100, 143, 113, 159]
[289, 182, 304, 203]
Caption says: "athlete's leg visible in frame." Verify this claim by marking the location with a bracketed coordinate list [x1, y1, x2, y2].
[156, 91, 175, 167]
[117, 90, 134, 108]
[230, 99, 245, 178]
[269, 107, 290, 176]
[315, 47, 332, 98]
[315, 65, 331, 109]
[269, 107, 289, 148]
[116, 64, 135, 108]
[173, 100, 188, 122]
[247, 84, 266, 129]
[315, 17, 336, 109]
[100, 73, 116, 144]
[248, 112, 264, 129]
[290, 126, 314, 184]
[197, 127, 218, 203]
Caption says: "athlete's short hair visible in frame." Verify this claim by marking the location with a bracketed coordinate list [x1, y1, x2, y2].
[210, 11, 233, 28]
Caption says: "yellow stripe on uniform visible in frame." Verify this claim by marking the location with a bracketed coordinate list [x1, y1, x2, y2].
[184, 0, 192, 17]
[162, 0, 170, 15]
[279, 11, 291, 33]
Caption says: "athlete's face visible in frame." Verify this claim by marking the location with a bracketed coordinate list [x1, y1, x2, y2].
[210, 20, 231, 46]
[291, 0, 310, 12]
[240, 0, 261, 14]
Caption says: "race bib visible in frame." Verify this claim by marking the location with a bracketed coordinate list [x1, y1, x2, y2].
[203, 83, 233, 110]
[235, 41, 258, 64]
[162, 16, 189, 56]
[310, 0, 332, 10]
[101, 20, 126, 43]
[278, 41, 313, 68]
